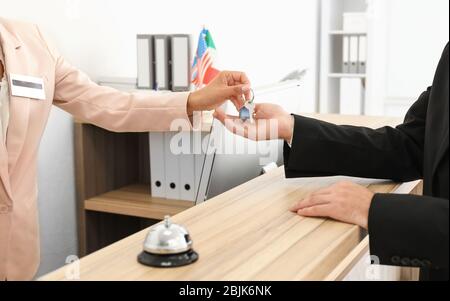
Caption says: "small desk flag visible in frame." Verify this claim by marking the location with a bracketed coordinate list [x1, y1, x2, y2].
[191, 27, 220, 88]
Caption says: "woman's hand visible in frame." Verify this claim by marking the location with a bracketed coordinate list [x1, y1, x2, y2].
[187, 71, 251, 115]
[214, 103, 295, 142]
[290, 181, 375, 229]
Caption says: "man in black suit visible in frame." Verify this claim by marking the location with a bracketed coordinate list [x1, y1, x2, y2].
[215, 44, 449, 281]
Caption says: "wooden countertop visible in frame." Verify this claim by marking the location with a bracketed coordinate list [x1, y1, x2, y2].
[41, 114, 419, 281]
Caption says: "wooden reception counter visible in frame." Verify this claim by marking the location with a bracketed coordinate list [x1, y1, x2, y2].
[41, 114, 422, 281]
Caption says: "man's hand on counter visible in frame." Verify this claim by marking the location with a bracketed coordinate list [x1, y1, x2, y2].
[214, 102, 376, 229]
[214, 103, 295, 143]
[187, 71, 251, 116]
[290, 181, 374, 230]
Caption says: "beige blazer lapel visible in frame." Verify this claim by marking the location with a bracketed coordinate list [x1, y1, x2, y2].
[0, 22, 24, 200]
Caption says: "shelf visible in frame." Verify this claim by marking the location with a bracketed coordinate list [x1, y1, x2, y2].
[84, 184, 194, 220]
[328, 73, 366, 79]
[328, 31, 367, 36]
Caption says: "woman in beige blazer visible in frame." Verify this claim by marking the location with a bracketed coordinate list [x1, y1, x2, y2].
[0, 17, 251, 280]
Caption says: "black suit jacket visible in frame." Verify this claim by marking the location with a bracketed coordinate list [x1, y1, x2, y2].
[284, 44, 449, 281]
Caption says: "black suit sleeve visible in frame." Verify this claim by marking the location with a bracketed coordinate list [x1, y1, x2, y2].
[284, 101, 449, 270]
[284, 88, 429, 182]
[283, 44, 449, 276]
[369, 193, 449, 270]
[283, 90, 450, 269]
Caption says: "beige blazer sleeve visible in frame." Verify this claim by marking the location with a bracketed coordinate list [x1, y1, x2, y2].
[38, 27, 191, 133]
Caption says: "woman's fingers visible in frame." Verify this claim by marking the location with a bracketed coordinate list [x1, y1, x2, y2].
[224, 71, 251, 101]
[230, 98, 241, 111]
[222, 85, 249, 110]
[226, 71, 251, 86]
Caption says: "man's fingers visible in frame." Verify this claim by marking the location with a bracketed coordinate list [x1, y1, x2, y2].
[214, 109, 247, 134]
[228, 121, 251, 139]
[290, 195, 331, 212]
[214, 108, 241, 124]
[254, 104, 276, 120]
[253, 104, 267, 119]
[290, 201, 303, 213]
[254, 109, 266, 120]
[297, 204, 333, 218]
[290, 196, 313, 212]
[311, 186, 334, 197]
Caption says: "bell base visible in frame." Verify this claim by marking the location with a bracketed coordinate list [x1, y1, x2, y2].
[137, 250, 199, 268]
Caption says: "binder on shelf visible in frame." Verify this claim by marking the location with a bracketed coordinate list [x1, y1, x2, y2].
[149, 132, 166, 198]
[137, 35, 154, 89]
[358, 36, 367, 74]
[154, 35, 171, 90]
[164, 132, 181, 200]
[170, 34, 191, 92]
[342, 12, 367, 75]
[178, 132, 196, 202]
[342, 35, 350, 73]
[349, 35, 358, 74]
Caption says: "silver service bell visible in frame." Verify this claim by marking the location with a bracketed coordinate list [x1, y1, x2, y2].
[137, 216, 199, 268]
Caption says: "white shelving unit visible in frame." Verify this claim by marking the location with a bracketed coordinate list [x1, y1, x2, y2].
[328, 73, 366, 79]
[328, 30, 367, 35]
[319, 0, 370, 115]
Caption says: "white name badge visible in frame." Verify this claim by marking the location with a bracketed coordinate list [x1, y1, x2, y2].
[9, 73, 46, 100]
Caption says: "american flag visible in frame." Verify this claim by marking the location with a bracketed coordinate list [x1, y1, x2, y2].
[191, 28, 219, 88]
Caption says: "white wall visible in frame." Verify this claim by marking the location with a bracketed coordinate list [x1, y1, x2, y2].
[370, 0, 449, 117]
[0, 0, 319, 276]
[1, 0, 320, 107]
